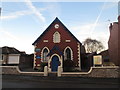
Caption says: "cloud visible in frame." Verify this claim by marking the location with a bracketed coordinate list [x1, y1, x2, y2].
[43, 2, 61, 18]
[69, 22, 110, 49]
[103, 2, 118, 10]
[0, 29, 34, 54]
[1, 6, 48, 20]
[1, 10, 33, 20]
[90, 2, 105, 36]
[1, 1, 60, 22]
[0, 29, 19, 40]
[24, 0, 46, 23]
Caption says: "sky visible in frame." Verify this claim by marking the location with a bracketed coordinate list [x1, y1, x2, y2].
[0, 0, 119, 54]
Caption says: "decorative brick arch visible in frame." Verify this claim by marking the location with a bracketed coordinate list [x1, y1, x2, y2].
[64, 46, 73, 61]
[48, 54, 62, 72]
[53, 31, 61, 43]
[41, 47, 50, 62]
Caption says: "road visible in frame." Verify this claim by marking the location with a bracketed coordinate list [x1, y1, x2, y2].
[2, 75, 120, 89]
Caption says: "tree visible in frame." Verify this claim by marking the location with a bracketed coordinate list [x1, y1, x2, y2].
[83, 38, 104, 53]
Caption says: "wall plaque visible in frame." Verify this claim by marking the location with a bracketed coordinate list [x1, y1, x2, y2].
[93, 55, 102, 65]
[35, 48, 41, 52]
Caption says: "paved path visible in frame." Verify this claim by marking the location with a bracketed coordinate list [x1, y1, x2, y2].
[2, 75, 120, 88]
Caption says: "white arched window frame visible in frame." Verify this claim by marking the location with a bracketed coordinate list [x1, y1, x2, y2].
[41, 47, 50, 62]
[53, 31, 60, 43]
[64, 46, 73, 61]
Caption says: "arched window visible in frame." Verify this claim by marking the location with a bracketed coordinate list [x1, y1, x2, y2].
[43, 48, 49, 62]
[53, 31, 60, 43]
[66, 48, 71, 60]
[64, 47, 73, 60]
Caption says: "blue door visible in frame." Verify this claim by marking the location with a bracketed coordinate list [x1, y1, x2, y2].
[51, 55, 59, 72]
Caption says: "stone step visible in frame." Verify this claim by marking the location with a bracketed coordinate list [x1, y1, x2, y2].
[48, 72, 57, 77]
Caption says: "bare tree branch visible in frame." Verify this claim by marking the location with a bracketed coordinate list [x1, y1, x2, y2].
[83, 38, 104, 53]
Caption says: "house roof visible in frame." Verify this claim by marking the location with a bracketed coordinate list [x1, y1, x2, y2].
[32, 17, 82, 45]
[1, 46, 21, 54]
[85, 52, 97, 57]
[99, 50, 109, 56]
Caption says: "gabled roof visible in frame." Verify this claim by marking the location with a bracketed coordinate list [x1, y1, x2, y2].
[32, 17, 82, 45]
[1, 46, 21, 54]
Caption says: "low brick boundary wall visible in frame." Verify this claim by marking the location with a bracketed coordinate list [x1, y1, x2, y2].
[0, 66, 119, 78]
[61, 66, 120, 78]
[1, 66, 44, 76]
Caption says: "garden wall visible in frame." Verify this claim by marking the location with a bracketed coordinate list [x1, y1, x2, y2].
[1, 66, 119, 78]
[1, 66, 44, 76]
[61, 66, 120, 78]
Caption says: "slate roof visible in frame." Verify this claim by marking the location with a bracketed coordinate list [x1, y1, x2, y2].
[1, 46, 21, 54]
[85, 52, 97, 57]
[32, 17, 82, 45]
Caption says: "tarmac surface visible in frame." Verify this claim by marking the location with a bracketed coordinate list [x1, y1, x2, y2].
[2, 74, 120, 89]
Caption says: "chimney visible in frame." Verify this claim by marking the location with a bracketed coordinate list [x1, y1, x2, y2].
[118, 15, 120, 21]
[109, 23, 112, 30]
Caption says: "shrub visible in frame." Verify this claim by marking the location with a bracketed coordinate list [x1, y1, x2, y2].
[40, 62, 48, 72]
[63, 59, 75, 72]
[103, 62, 115, 66]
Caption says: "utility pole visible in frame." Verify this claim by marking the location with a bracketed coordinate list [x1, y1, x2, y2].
[0, 8, 1, 16]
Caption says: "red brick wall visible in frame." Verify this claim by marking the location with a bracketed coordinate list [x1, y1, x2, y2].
[108, 17, 119, 66]
[35, 21, 80, 68]
[118, 16, 120, 66]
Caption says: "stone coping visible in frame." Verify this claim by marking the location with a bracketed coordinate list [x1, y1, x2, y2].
[92, 66, 119, 68]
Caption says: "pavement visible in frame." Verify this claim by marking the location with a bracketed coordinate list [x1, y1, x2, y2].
[2, 74, 120, 89]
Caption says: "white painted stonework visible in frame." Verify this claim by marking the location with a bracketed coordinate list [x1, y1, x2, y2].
[48, 54, 62, 72]
[57, 66, 62, 77]
[44, 66, 48, 76]
[65, 40, 71, 42]
[43, 40, 48, 42]
[77, 43, 81, 70]
[33, 45, 37, 69]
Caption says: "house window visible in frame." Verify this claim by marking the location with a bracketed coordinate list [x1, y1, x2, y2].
[43, 48, 49, 62]
[65, 48, 72, 60]
[53, 31, 60, 43]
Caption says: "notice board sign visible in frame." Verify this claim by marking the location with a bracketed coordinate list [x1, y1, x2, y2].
[35, 48, 41, 52]
[93, 55, 102, 65]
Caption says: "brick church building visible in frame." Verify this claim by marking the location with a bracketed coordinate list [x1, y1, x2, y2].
[32, 17, 85, 72]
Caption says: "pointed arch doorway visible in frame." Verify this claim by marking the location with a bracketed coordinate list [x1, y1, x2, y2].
[51, 54, 60, 72]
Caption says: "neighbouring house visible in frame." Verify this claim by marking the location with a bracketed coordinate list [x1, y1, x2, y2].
[99, 50, 109, 62]
[0, 46, 20, 65]
[32, 17, 85, 72]
[0, 46, 34, 69]
[108, 16, 120, 66]
[119, 16, 120, 66]
[99, 50, 114, 66]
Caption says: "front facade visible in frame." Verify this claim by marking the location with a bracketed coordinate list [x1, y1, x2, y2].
[32, 17, 84, 72]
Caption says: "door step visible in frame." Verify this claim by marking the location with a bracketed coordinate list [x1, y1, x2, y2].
[48, 72, 57, 77]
